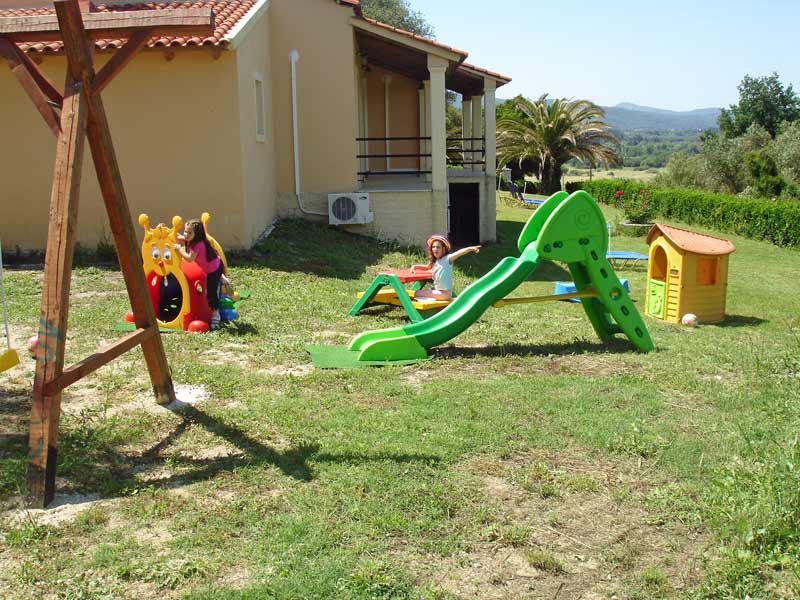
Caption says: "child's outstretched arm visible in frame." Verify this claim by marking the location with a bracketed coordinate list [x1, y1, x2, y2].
[448, 245, 481, 263]
[173, 243, 197, 262]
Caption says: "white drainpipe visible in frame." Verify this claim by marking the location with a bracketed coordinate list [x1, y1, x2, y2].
[290, 49, 326, 216]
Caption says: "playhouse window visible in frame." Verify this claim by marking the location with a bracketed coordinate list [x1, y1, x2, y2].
[697, 257, 717, 285]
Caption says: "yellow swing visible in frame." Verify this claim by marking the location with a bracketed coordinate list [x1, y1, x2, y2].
[0, 240, 20, 372]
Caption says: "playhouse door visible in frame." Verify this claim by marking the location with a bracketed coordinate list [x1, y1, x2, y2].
[646, 279, 666, 319]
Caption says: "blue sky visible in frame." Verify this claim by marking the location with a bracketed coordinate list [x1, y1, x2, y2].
[410, 0, 800, 111]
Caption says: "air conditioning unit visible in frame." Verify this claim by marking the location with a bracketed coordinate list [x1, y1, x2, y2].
[327, 193, 373, 225]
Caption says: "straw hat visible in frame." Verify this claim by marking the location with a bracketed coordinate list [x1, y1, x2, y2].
[426, 234, 451, 253]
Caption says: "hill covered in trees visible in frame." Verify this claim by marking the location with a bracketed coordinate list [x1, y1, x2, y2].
[601, 103, 721, 131]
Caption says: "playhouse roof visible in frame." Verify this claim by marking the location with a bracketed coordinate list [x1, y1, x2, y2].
[646, 223, 736, 256]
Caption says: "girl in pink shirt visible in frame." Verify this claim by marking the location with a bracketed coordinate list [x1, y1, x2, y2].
[173, 219, 225, 329]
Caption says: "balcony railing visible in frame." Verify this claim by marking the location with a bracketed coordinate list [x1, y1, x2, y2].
[357, 136, 431, 178]
[446, 136, 485, 169]
[355, 135, 486, 178]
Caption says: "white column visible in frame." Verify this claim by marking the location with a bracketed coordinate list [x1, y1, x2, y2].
[471, 95, 483, 172]
[483, 78, 496, 177]
[461, 96, 472, 169]
[423, 79, 432, 182]
[360, 75, 369, 176]
[383, 74, 392, 171]
[427, 56, 448, 191]
[418, 85, 426, 177]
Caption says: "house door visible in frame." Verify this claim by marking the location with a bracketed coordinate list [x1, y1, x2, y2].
[448, 183, 480, 247]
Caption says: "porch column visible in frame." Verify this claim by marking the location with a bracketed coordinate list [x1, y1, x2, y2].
[461, 96, 472, 169]
[418, 84, 427, 179]
[422, 79, 431, 182]
[471, 95, 483, 172]
[383, 74, 392, 171]
[483, 78, 497, 177]
[360, 74, 369, 177]
[427, 55, 447, 192]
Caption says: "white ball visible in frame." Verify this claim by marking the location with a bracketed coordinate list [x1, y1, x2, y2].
[680, 313, 698, 327]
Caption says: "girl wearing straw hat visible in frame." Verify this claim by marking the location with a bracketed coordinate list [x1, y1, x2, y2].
[411, 234, 480, 301]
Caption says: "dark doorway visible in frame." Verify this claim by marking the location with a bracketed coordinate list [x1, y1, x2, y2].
[448, 182, 480, 247]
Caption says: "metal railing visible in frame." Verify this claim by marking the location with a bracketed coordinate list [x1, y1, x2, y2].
[355, 135, 486, 178]
[446, 136, 485, 168]
[356, 136, 431, 177]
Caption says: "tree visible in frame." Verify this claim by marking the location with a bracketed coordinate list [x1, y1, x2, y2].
[718, 72, 800, 138]
[700, 124, 771, 194]
[359, 0, 434, 37]
[496, 95, 621, 195]
[772, 121, 800, 185]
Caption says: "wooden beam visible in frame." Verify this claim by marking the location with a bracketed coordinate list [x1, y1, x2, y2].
[45, 326, 158, 396]
[92, 29, 152, 95]
[0, 38, 61, 136]
[56, 0, 176, 405]
[27, 73, 87, 509]
[7, 40, 63, 105]
[0, 8, 214, 43]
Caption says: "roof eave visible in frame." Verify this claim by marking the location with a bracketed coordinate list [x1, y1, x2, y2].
[224, 0, 269, 50]
[350, 16, 466, 63]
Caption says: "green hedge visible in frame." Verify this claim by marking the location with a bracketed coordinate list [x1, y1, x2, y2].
[567, 179, 800, 248]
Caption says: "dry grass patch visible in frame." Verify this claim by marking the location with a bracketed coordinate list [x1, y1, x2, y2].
[421, 449, 707, 599]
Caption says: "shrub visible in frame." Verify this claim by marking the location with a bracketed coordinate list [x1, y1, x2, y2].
[616, 188, 656, 224]
[568, 179, 800, 247]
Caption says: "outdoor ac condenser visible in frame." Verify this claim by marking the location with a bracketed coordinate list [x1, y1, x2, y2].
[327, 193, 373, 225]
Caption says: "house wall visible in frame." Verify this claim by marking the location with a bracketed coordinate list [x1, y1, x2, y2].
[0, 50, 246, 252]
[356, 189, 447, 247]
[269, 0, 359, 217]
[235, 6, 278, 244]
[363, 65, 420, 173]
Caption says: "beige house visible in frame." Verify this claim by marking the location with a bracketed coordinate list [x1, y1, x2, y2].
[0, 0, 510, 251]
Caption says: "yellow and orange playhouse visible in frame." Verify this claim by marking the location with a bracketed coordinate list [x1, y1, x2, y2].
[645, 224, 736, 324]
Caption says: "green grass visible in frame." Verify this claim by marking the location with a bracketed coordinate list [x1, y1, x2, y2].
[0, 196, 798, 599]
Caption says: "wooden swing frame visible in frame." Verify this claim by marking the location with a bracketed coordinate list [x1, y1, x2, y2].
[0, 0, 214, 508]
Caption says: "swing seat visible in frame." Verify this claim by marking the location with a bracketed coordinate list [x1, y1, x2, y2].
[0, 348, 20, 373]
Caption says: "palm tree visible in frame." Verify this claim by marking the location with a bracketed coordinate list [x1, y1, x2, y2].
[497, 95, 621, 195]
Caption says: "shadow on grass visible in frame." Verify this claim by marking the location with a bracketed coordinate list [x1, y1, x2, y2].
[246, 218, 402, 280]
[144, 405, 439, 485]
[710, 314, 769, 328]
[433, 337, 647, 359]
[219, 321, 260, 336]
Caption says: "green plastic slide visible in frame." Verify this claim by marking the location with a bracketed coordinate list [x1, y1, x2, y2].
[346, 190, 653, 362]
[350, 243, 542, 361]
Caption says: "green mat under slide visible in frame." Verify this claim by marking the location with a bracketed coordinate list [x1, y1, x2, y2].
[306, 345, 428, 369]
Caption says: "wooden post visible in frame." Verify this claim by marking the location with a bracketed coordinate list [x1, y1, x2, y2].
[27, 73, 88, 507]
[0, 0, 213, 507]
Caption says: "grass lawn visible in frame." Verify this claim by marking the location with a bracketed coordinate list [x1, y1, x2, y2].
[1, 195, 798, 599]
[563, 167, 662, 185]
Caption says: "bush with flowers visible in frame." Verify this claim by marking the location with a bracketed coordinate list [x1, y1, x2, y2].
[614, 188, 656, 224]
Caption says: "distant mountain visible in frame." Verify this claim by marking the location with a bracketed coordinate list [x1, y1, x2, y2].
[602, 103, 721, 131]
[493, 98, 721, 131]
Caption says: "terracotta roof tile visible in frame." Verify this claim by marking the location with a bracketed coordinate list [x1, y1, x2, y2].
[0, 1, 256, 54]
[359, 15, 467, 58]
[646, 223, 736, 256]
[459, 61, 511, 83]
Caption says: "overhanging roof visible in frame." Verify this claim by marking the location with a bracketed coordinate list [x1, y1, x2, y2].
[351, 15, 510, 94]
